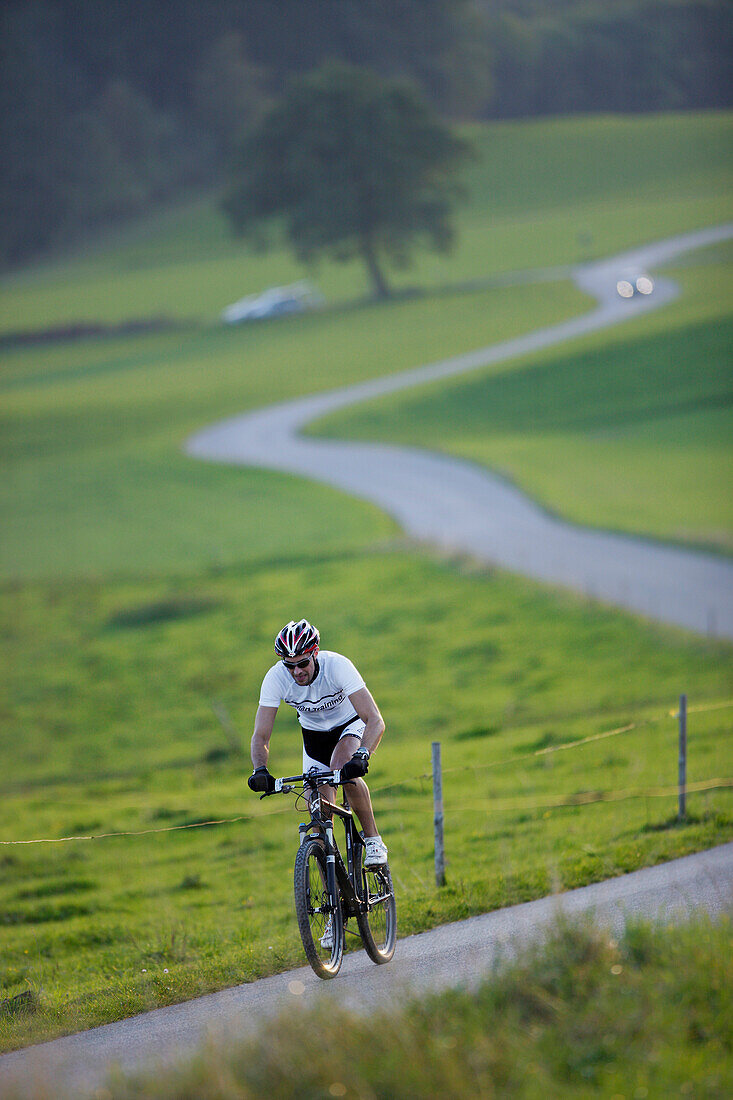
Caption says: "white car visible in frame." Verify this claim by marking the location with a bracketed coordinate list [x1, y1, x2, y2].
[221, 281, 324, 324]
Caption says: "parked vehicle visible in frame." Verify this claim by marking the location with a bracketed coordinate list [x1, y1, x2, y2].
[221, 281, 324, 323]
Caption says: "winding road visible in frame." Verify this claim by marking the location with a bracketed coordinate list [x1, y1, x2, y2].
[187, 224, 733, 639]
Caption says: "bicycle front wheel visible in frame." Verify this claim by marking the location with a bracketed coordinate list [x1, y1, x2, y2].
[355, 849, 396, 964]
[293, 837, 344, 979]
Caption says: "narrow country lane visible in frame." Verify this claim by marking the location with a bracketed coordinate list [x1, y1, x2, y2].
[187, 224, 733, 638]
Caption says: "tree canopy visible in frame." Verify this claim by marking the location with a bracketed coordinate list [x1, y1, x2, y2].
[221, 64, 472, 298]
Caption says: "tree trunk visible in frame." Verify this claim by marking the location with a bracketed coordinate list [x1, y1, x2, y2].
[361, 235, 391, 299]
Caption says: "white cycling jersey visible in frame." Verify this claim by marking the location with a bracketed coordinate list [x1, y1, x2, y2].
[259, 650, 365, 731]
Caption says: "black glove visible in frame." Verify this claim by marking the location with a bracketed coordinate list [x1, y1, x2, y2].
[341, 748, 370, 781]
[248, 766, 275, 794]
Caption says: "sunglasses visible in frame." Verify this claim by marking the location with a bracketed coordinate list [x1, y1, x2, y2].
[282, 656, 312, 670]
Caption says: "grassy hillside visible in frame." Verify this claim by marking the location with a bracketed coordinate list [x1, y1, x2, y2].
[2, 113, 730, 578]
[312, 256, 733, 553]
[1, 554, 731, 1051]
[0, 111, 731, 1052]
[1, 111, 730, 333]
[0, 279, 585, 579]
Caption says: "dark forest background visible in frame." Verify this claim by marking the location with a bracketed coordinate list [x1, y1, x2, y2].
[2, 0, 731, 266]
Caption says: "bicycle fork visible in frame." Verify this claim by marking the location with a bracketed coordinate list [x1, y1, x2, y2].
[299, 818, 340, 920]
[322, 821, 338, 912]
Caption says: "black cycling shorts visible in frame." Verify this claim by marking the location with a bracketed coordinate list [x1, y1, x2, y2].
[301, 714, 364, 768]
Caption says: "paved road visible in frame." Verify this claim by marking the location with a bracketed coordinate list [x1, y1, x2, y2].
[187, 224, 733, 638]
[2, 843, 731, 1098]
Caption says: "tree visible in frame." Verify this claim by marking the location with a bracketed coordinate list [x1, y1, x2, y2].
[221, 63, 472, 299]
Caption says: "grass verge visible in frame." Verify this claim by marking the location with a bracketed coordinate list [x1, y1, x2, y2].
[36, 915, 730, 1099]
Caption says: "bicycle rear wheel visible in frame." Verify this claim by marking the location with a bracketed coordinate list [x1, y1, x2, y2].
[293, 837, 344, 979]
[355, 847, 396, 964]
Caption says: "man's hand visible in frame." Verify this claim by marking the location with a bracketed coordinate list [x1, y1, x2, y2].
[341, 748, 370, 781]
[248, 766, 275, 794]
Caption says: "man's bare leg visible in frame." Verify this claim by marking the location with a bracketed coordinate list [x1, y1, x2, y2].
[328, 735, 378, 837]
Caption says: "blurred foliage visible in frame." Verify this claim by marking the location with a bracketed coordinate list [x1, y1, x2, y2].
[1, 0, 731, 265]
[103, 916, 733, 1098]
[221, 63, 472, 298]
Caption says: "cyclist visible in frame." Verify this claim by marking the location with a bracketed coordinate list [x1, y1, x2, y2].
[248, 618, 388, 868]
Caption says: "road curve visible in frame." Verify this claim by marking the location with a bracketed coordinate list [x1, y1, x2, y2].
[2, 843, 731, 1098]
[187, 224, 733, 639]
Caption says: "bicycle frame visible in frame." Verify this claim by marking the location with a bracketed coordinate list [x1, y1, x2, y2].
[269, 767, 397, 976]
[276, 769, 373, 921]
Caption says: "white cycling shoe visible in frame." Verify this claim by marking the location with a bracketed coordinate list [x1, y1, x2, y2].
[320, 916, 334, 950]
[363, 836, 389, 868]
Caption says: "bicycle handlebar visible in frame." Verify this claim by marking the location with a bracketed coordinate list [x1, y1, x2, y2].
[275, 769, 343, 792]
[258, 769, 345, 798]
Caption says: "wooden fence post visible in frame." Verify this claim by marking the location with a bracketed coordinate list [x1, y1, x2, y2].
[678, 693, 687, 821]
[432, 741, 446, 887]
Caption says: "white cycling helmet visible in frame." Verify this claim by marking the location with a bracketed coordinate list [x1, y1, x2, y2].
[274, 619, 320, 659]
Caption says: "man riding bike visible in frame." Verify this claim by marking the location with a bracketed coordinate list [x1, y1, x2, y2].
[248, 618, 388, 869]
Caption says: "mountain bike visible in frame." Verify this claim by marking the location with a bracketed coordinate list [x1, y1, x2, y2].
[265, 768, 396, 979]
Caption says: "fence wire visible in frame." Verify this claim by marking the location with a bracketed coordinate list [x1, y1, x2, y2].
[398, 777, 733, 817]
[2, 698, 731, 846]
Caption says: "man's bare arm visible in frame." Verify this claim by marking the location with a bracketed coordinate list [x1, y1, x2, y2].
[251, 705, 278, 769]
[348, 686, 385, 755]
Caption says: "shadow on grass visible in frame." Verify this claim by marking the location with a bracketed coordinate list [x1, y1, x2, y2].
[104, 596, 221, 630]
[641, 810, 733, 833]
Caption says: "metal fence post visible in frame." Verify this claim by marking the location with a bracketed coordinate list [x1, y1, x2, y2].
[678, 693, 687, 821]
[432, 741, 446, 887]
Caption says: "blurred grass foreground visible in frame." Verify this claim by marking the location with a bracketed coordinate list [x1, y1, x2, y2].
[104, 915, 733, 1100]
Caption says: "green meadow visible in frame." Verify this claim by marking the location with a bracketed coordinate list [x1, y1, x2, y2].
[1, 111, 732, 1053]
[2, 110, 731, 331]
[0, 278, 584, 579]
[1, 555, 732, 1052]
